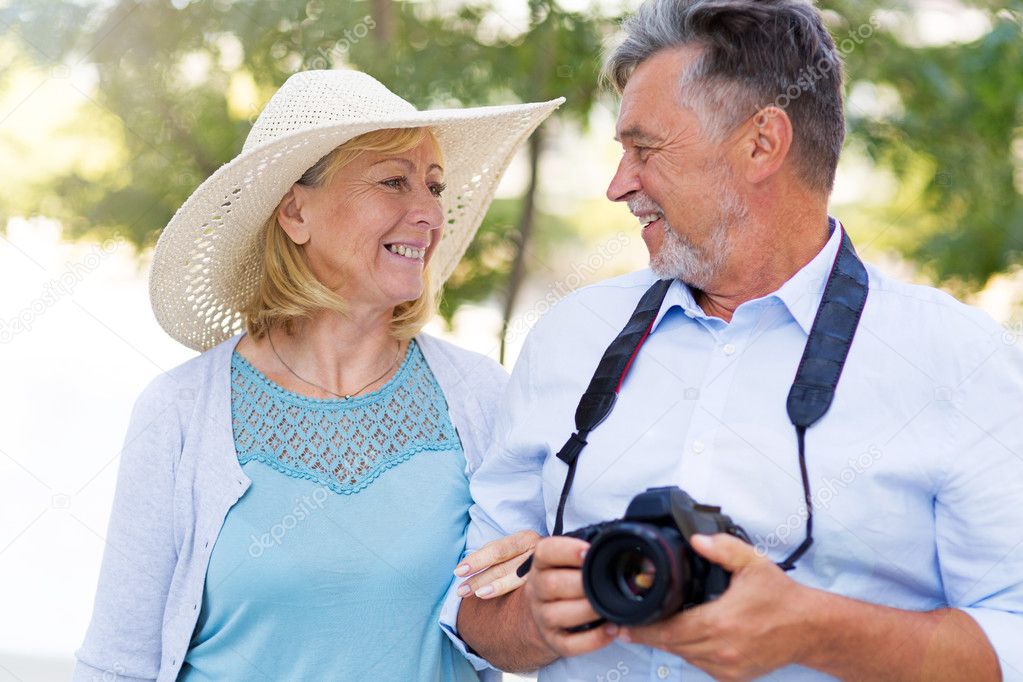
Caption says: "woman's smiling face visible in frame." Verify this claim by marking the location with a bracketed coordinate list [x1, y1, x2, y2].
[280, 134, 446, 312]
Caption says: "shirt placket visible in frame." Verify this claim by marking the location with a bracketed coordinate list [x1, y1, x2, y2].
[645, 311, 758, 682]
[673, 310, 754, 500]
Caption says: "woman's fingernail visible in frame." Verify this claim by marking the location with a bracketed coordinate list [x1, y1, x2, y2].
[475, 585, 495, 598]
[454, 564, 470, 577]
[456, 584, 471, 597]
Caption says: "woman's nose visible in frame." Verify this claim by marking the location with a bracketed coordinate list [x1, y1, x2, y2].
[410, 185, 444, 231]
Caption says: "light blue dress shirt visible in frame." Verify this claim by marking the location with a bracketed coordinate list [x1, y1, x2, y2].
[442, 224, 1023, 680]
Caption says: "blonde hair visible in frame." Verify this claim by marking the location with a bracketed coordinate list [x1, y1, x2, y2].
[242, 127, 441, 342]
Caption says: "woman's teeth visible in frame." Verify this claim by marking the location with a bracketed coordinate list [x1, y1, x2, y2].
[387, 244, 425, 259]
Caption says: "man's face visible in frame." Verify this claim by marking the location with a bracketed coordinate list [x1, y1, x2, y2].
[606, 47, 749, 288]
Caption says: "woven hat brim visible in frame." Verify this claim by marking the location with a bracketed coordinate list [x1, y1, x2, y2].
[149, 97, 564, 352]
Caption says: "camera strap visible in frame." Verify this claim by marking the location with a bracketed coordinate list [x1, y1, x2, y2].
[551, 225, 868, 571]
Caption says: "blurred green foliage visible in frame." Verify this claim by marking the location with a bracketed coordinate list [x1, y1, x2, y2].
[1, 0, 1021, 317]
[0, 0, 613, 341]
[849, 3, 1023, 289]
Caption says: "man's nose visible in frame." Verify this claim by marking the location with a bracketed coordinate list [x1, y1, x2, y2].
[606, 156, 640, 202]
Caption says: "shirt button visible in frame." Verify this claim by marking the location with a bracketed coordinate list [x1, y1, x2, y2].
[692, 440, 705, 454]
[723, 343, 736, 355]
[657, 665, 670, 679]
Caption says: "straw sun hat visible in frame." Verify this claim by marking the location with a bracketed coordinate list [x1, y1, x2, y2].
[149, 69, 563, 351]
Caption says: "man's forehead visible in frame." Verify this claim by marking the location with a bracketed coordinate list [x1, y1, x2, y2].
[614, 90, 678, 144]
[613, 49, 692, 142]
[614, 123, 658, 144]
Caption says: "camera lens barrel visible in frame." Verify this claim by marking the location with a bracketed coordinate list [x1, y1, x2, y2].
[581, 522, 688, 626]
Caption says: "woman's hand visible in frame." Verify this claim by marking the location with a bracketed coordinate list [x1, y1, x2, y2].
[453, 530, 541, 600]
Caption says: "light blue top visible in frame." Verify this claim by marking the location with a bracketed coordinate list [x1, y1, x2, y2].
[74, 333, 507, 682]
[442, 222, 1023, 681]
[179, 341, 477, 681]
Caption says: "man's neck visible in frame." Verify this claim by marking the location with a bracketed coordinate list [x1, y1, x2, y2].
[695, 208, 831, 323]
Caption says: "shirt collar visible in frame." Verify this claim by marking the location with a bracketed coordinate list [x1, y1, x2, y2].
[651, 277, 704, 331]
[770, 216, 842, 335]
[650, 216, 843, 335]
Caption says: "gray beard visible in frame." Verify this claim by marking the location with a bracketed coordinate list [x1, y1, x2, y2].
[650, 190, 749, 288]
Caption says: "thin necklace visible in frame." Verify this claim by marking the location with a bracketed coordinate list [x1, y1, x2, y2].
[267, 330, 402, 400]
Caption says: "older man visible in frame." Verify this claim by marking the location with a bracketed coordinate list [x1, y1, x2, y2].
[442, 0, 1023, 679]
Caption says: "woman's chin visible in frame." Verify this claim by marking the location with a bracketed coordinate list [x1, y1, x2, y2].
[383, 281, 427, 307]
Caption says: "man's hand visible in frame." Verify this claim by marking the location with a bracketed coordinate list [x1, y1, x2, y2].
[525, 535, 617, 658]
[455, 530, 540, 599]
[618, 533, 812, 682]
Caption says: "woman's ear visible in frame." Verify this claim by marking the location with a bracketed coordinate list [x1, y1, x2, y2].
[276, 185, 311, 245]
[734, 106, 793, 185]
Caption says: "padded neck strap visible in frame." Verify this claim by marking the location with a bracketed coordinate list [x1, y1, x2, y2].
[551, 227, 868, 570]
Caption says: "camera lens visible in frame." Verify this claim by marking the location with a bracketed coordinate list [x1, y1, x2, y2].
[581, 522, 687, 625]
[615, 550, 657, 599]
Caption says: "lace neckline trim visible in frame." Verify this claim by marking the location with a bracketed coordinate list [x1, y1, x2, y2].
[230, 340, 417, 407]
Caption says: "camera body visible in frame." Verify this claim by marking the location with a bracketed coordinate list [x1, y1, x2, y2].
[566, 486, 750, 626]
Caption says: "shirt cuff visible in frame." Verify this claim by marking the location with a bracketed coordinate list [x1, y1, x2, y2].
[439, 572, 496, 674]
[959, 606, 1023, 681]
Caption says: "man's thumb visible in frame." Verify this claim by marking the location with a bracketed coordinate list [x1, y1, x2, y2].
[689, 533, 758, 571]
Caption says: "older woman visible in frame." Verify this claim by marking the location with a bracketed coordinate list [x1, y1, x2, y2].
[73, 70, 561, 681]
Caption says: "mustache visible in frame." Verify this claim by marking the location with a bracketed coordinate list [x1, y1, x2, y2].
[627, 195, 663, 215]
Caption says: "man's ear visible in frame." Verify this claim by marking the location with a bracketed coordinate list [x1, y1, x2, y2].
[276, 185, 311, 245]
[733, 106, 793, 185]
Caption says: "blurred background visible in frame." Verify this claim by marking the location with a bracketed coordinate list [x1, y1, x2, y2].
[0, 0, 1021, 678]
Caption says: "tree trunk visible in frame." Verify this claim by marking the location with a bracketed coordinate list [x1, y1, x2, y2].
[499, 127, 543, 364]
[370, 0, 394, 46]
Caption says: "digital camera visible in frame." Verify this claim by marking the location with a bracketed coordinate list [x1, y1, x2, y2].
[566, 486, 750, 626]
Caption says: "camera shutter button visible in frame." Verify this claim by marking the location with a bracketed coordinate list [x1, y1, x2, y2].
[656, 665, 670, 679]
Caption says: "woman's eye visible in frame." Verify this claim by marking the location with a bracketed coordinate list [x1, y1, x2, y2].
[382, 177, 408, 190]
[430, 182, 447, 198]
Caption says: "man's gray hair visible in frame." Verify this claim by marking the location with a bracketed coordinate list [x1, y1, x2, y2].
[604, 0, 845, 193]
